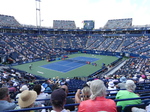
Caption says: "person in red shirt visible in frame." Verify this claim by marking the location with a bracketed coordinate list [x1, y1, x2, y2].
[78, 79, 117, 112]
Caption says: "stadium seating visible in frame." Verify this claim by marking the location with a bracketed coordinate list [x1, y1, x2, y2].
[1, 14, 150, 112]
[0, 14, 21, 27]
[108, 38, 123, 52]
[86, 36, 99, 48]
[104, 18, 132, 29]
[53, 20, 76, 29]
[98, 37, 115, 51]
[1, 34, 150, 63]
[63, 36, 71, 48]
[87, 36, 106, 50]
[0, 56, 150, 112]
[70, 36, 82, 49]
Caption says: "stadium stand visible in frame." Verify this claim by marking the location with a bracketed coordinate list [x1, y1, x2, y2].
[0, 14, 21, 27]
[1, 14, 150, 112]
[104, 18, 132, 29]
[53, 20, 76, 29]
[86, 36, 99, 49]
[0, 34, 150, 63]
[86, 36, 106, 50]
[108, 37, 123, 52]
[70, 36, 83, 49]
[0, 56, 150, 112]
[63, 36, 71, 49]
[98, 37, 115, 51]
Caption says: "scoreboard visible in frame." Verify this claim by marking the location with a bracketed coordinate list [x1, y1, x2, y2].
[83, 20, 95, 30]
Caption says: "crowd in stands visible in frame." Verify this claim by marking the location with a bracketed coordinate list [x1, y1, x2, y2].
[120, 36, 150, 54]
[1, 35, 150, 65]
[0, 55, 150, 111]
[0, 35, 69, 64]
[111, 58, 150, 79]
[104, 18, 132, 29]
[0, 14, 148, 31]
[78, 79, 117, 112]
[98, 37, 115, 51]
[86, 36, 150, 57]
[1, 15, 150, 112]
[0, 14, 21, 27]
[0, 15, 77, 29]
[53, 20, 76, 29]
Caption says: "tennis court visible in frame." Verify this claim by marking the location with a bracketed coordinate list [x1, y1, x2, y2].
[40, 56, 99, 73]
[12, 54, 119, 78]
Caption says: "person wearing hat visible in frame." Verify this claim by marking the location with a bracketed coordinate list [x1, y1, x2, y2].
[50, 88, 70, 112]
[0, 87, 17, 111]
[78, 79, 117, 112]
[116, 76, 127, 89]
[15, 85, 29, 100]
[107, 81, 118, 94]
[116, 80, 141, 110]
[15, 90, 43, 112]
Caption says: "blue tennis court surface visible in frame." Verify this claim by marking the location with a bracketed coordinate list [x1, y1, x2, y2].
[40, 56, 99, 73]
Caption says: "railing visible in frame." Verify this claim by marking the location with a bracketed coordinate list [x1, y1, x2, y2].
[5, 96, 150, 112]
[5, 103, 79, 112]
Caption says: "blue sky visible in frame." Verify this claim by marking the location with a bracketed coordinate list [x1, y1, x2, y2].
[0, 0, 150, 28]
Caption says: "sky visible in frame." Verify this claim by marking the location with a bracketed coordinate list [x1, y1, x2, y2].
[0, 0, 150, 29]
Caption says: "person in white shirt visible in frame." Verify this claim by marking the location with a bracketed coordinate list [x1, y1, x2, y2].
[107, 81, 118, 94]
[15, 85, 29, 100]
[139, 75, 146, 83]
[33, 84, 51, 105]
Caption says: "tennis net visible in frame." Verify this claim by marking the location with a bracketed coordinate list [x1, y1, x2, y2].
[63, 59, 89, 64]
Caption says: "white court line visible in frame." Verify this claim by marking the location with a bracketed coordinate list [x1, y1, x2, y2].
[37, 71, 44, 74]
[39, 66, 65, 73]
[61, 63, 85, 72]
[51, 61, 85, 72]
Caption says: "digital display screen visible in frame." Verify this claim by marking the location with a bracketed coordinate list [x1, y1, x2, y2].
[83, 20, 95, 30]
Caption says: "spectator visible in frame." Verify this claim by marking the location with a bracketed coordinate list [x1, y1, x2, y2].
[132, 104, 150, 112]
[132, 107, 146, 112]
[66, 77, 70, 83]
[15, 85, 29, 99]
[50, 88, 70, 112]
[132, 75, 138, 80]
[60, 78, 66, 86]
[42, 79, 50, 88]
[42, 79, 53, 93]
[8, 83, 17, 99]
[33, 84, 50, 105]
[116, 80, 141, 109]
[139, 75, 146, 83]
[78, 79, 117, 112]
[1, 79, 8, 87]
[107, 81, 118, 94]
[0, 87, 17, 111]
[116, 76, 127, 89]
[75, 84, 91, 103]
[8, 83, 17, 93]
[61, 85, 75, 111]
[15, 90, 43, 111]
